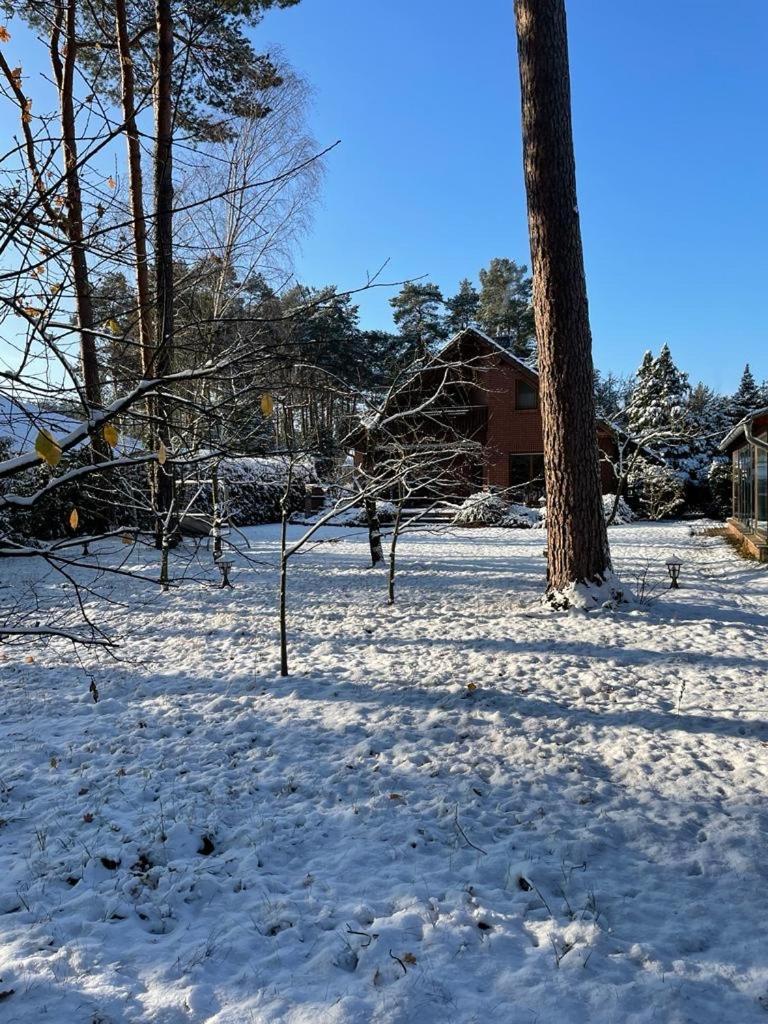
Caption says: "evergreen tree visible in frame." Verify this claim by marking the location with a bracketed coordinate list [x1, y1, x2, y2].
[477, 257, 535, 360]
[594, 369, 631, 420]
[687, 381, 732, 491]
[358, 330, 408, 388]
[626, 344, 706, 501]
[627, 344, 690, 440]
[90, 272, 144, 394]
[445, 278, 480, 334]
[689, 382, 731, 440]
[729, 364, 764, 422]
[389, 282, 447, 360]
[282, 285, 363, 381]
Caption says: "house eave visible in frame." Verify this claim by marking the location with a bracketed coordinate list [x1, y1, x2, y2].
[719, 407, 768, 452]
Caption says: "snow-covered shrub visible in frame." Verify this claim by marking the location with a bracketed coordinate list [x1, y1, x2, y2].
[504, 503, 543, 528]
[453, 491, 541, 528]
[453, 491, 509, 526]
[340, 500, 397, 526]
[602, 493, 635, 524]
[539, 495, 633, 527]
[628, 461, 685, 520]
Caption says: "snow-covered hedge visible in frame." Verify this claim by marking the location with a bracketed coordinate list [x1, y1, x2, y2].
[0, 438, 148, 541]
[453, 491, 541, 528]
[216, 457, 319, 526]
[0, 452, 320, 541]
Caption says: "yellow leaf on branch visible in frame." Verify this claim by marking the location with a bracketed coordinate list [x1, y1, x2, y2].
[260, 393, 274, 417]
[104, 318, 121, 334]
[0, 26, 11, 43]
[35, 429, 62, 467]
[69, 508, 79, 529]
[102, 422, 119, 447]
[107, 176, 116, 189]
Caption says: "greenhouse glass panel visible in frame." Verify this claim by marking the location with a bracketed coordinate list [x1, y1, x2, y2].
[757, 434, 767, 536]
[735, 446, 755, 531]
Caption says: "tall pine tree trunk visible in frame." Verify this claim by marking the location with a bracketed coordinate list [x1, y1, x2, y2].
[513, 0, 611, 597]
[115, 0, 154, 379]
[116, 0, 162, 520]
[153, 0, 176, 546]
[50, 0, 103, 422]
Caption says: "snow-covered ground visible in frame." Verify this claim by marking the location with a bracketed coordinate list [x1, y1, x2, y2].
[2, 521, 768, 1023]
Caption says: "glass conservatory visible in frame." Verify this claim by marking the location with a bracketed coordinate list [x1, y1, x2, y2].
[732, 433, 767, 534]
[722, 412, 768, 559]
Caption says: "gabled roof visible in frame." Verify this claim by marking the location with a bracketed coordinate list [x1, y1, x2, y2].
[441, 327, 630, 441]
[438, 326, 539, 382]
[719, 407, 768, 451]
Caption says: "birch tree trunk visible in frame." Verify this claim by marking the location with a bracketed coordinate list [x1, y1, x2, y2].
[513, 0, 611, 596]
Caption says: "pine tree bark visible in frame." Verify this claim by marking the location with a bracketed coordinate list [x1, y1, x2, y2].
[50, 0, 103, 421]
[153, 0, 176, 546]
[116, 0, 164, 525]
[115, 0, 154, 379]
[513, 0, 611, 596]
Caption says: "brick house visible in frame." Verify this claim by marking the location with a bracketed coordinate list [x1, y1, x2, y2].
[413, 327, 618, 501]
[357, 327, 619, 503]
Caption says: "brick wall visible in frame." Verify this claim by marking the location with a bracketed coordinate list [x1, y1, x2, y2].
[469, 354, 616, 493]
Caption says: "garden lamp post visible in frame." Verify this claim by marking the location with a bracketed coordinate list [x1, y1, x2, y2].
[216, 557, 234, 589]
[666, 556, 683, 589]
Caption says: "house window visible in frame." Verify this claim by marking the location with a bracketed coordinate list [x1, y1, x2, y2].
[509, 453, 545, 503]
[515, 379, 538, 410]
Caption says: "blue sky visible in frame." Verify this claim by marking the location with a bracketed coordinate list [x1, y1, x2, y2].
[3, 2, 766, 393]
[260, 0, 768, 392]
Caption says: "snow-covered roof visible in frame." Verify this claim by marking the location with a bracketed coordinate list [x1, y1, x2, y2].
[438, 327, 539, 379]
[441, 328, 637, 443]
[0, 394, 139, 457]
[0, 394, 86, 452]
[719, 407, 768, 451]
